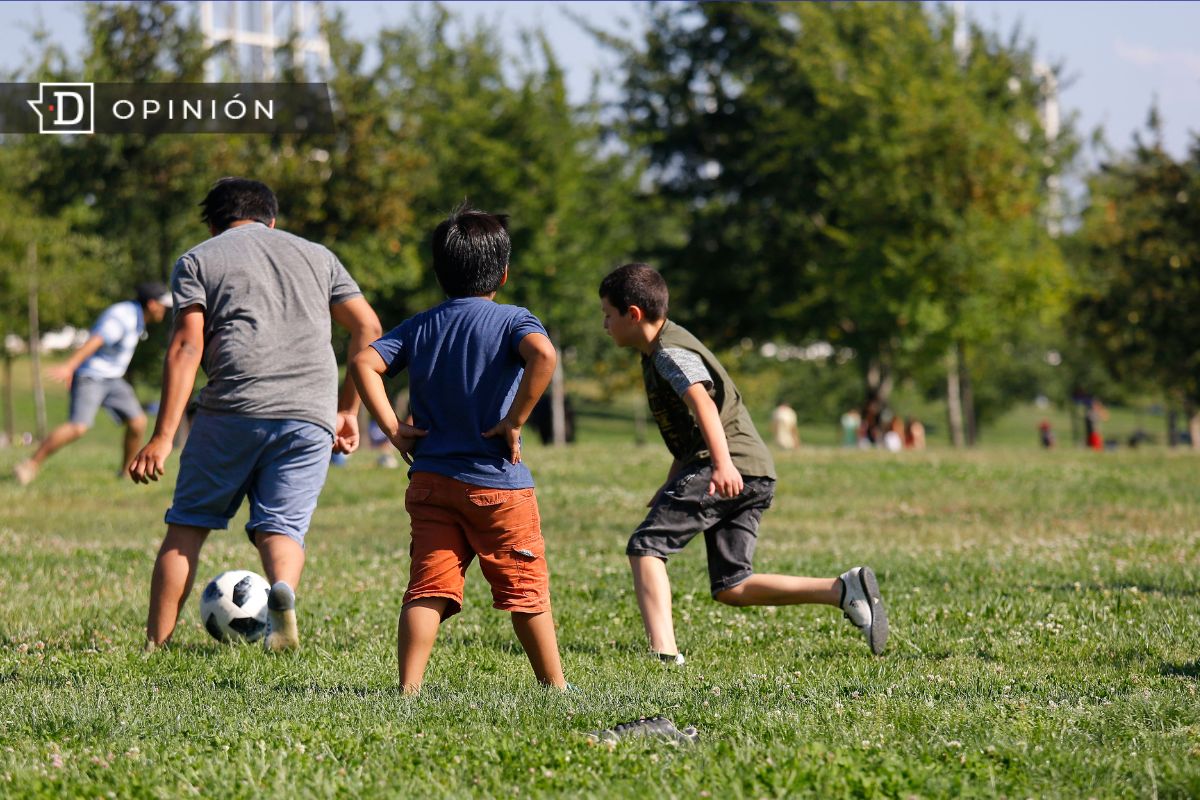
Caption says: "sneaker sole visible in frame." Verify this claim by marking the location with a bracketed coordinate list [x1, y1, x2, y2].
[858, 567, 888, 655]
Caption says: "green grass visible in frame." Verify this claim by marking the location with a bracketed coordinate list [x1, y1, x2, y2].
[1, 363, 1199, 797]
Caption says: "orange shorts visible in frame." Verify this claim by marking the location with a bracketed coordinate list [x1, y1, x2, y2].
[403, 472, 551, 619]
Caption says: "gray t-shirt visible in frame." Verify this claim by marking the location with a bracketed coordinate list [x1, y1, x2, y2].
[171, 223, 362, 433]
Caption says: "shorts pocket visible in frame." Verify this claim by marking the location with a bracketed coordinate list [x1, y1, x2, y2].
[506, 536, 546, 593]
[663, 469, 704, 500]
[467, 487, 534, 508]
[406, 485, 432, 502]
[405, 485, 433, 513]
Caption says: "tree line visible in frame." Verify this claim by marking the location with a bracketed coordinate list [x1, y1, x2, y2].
[0, 1, 1195, 446]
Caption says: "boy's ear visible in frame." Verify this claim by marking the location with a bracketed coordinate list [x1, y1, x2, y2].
[500, 266, 508, 287]
[627, 304, 645, 323]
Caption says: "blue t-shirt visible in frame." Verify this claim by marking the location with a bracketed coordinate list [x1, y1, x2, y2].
[369, 297, 548, 489]
[77, 300, 145, 380]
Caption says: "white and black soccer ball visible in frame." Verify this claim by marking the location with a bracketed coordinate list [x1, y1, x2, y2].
[199, 570, 270, 643]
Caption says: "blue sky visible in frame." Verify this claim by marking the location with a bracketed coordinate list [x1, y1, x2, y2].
[2, 1, 1198, 160]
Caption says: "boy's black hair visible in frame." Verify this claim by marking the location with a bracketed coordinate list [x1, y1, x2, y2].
[200, 177, 278, 232]
[135, 281, 171, 308]
[431, 204, 512, 297]
[598, 263, 669, 321]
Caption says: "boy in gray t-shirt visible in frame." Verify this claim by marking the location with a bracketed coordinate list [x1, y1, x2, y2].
[599, 263, 890, 663]
[129, 177, 393, 653]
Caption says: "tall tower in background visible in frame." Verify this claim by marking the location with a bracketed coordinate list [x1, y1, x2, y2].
[197, 1, 331, 81]
[1034, 62, 1064, 237]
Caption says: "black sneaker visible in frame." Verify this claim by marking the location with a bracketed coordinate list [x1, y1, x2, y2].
[588, 716, 699, 745]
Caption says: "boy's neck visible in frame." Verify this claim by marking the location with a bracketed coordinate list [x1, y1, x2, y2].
[634, 317, 668, 356]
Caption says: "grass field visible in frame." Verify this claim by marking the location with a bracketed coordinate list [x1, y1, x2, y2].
[1, 366, 1199, 797]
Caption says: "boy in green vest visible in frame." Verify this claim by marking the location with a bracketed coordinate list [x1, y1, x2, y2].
[599, 263, 888, 663]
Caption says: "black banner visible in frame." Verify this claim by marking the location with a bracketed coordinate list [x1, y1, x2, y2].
[0, 82, 335, 135]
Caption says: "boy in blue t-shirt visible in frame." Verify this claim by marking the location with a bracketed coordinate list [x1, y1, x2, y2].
[351, 206, 567, 693]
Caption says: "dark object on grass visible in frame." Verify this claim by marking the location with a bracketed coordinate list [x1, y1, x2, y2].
[587, 716, 698, 745]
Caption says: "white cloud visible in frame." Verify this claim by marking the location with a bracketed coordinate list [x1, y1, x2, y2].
[1114, 39, 1200, 78]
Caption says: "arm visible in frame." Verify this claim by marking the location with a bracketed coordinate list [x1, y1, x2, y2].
[682, 383, 743, 498]
[48, 334, 105, 387]
[482, 332, 556, 465]
[128, 306, 205, 484]
[330, 296, 383, 454]
[349, 346, 426, 459]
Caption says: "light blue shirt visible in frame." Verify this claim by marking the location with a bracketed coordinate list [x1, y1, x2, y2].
[77, 301, 144, 379]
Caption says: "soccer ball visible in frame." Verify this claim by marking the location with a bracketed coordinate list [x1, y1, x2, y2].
[199, 570, 270, 643]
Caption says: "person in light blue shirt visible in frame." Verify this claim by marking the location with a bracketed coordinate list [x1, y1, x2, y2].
[14, 283, 172, 486]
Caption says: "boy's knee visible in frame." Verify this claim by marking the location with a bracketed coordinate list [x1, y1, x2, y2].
[714, 585, 750, 607]
[67, 422, 91, 438]
[127, 415, 148, 434]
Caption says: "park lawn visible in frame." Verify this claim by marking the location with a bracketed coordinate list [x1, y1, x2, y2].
[1, 397, 1199, 797]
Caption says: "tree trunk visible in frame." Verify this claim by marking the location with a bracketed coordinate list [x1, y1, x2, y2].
[27, 243, 47, 440]
[959, 341, 977, 447]
[1072, 394, 1082, 446]
[946, 348, 965, 448]
[1189, 405, 1200, 451]
[550, 347, 567, 447]
[2, 348, 13, 446]
[1167, 408, 1179, 448]
[864, 355, 894, 408]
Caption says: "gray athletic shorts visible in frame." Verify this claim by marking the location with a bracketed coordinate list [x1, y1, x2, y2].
[69, 375, 144, 426]
[627, 465, 775, 596]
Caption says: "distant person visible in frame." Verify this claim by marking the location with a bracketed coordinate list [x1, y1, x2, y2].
[530, 393, 577, 445]
[351, 205, 568, 693]
[367, 419, 400, 468]
[1038, 420, 1055, 449]
[859, 396, 882, 448]
[128, 177, 383, 654]
[883, 416, 904, 453]
[598, 263, 888, 664]
[770, 401, 800, 450]
[13, 283, 172, 486]
[905, 417, 926, 450]
[1084, 398, 1107, 451]
[840, 409, 860, 448]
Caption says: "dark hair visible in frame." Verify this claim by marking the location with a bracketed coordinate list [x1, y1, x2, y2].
[200, 177, 278, 232]
[431, 204, 512, 297]
[598, 263, 669, 321]
[135, 281, 170, 307]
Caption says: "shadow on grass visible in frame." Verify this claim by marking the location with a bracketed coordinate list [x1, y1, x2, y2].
[1161, 661, 1200, 680]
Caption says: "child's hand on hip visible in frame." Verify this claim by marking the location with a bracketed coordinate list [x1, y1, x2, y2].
[708, 461, 743, 498]
[482, 417, 524, 464]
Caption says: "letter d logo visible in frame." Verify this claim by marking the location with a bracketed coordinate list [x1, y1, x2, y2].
[28, 82, 94, 134]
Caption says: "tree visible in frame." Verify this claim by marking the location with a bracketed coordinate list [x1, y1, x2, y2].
[606, 2, 1073, 439]
[1075, 113, 1200, 446]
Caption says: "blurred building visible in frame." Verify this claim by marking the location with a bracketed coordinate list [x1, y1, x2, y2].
[197, 1, 331, 81]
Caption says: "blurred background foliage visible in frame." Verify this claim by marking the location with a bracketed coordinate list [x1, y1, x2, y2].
[1, 1, 1197, 447]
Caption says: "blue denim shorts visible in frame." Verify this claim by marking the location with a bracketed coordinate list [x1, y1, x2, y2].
[165, 413, 333, 547]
